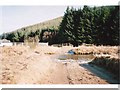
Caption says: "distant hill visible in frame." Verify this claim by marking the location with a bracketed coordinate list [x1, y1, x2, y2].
[16, 16, 63, 32]
[0, 16, 63, 42]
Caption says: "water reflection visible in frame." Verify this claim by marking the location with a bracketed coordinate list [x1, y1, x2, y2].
[58, 54, 95, 60]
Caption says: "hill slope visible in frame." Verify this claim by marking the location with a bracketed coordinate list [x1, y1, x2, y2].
[16, 16, 63, 32]
[0, 16, 63, 42]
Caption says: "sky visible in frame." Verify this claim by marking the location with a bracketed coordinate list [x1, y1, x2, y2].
[0, 0, 119, 35]
[0, 6, 81, 34]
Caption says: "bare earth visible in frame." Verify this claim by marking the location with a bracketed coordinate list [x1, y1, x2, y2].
[0, 45, 118, 84]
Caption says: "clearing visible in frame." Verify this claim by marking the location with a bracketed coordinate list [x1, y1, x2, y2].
[0, 45, 119, 84]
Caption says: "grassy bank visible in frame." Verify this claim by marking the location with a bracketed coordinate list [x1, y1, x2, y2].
[89, 56, 119, 78]
[71, 45, 119, 78]
[72, 45, 118, 56]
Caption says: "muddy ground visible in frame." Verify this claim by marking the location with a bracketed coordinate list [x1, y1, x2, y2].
[0, 45, 119, 84]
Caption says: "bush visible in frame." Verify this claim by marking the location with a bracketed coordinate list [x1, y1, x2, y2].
[24, 36, 39, 49]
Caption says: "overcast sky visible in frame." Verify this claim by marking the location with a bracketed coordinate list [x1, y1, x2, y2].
[0, 6, 82, 34]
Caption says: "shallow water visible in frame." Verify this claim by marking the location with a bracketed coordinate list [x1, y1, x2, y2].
[58, 54, 95, 60]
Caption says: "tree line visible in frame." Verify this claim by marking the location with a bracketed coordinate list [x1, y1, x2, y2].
[0, 28, 58, 43]
[57, 6, 119, 46]
[0, 6, 119, 46]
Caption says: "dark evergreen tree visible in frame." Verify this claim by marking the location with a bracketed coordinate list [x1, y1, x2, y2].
[59, 5, 119, 46]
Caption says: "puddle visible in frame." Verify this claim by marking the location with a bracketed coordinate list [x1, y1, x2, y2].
[58, 54, 95, 61]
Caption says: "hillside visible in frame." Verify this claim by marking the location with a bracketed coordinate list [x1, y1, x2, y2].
[0, 16, 63, 42]
[16, 16, 63, 32]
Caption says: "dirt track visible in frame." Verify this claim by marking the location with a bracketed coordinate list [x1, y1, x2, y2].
[0, 46, 118, 84]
